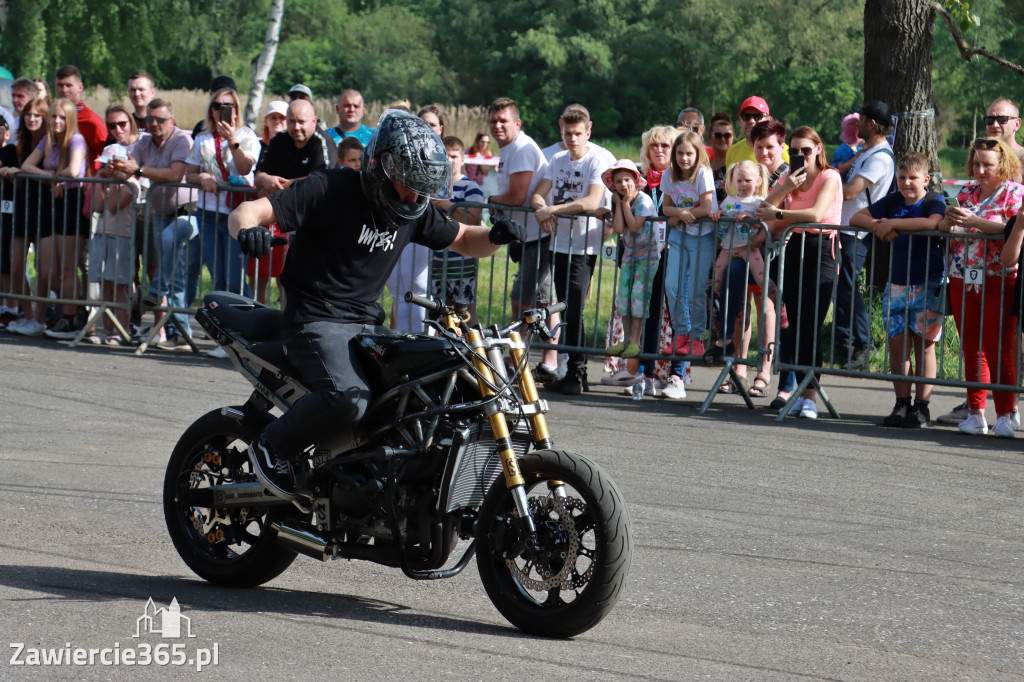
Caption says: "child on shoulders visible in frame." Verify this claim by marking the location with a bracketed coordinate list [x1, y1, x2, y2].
[849, 151, 946, 427]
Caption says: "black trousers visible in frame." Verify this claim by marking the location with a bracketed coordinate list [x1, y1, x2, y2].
[264, 320, 373, 458]
[779, 233, 838, 385]
[551, 251, 597, 373]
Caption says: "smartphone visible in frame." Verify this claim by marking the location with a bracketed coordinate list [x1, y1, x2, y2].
[790, 152, 805, 173]
[218, 103, 234, 124]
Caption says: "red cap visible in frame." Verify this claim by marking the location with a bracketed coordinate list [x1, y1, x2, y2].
[739, 96, 769, 115]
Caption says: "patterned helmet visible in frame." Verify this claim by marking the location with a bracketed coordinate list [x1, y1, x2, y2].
[362, 109, 452, 223]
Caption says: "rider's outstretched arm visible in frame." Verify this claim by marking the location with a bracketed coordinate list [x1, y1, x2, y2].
[228, 197, 278, 240]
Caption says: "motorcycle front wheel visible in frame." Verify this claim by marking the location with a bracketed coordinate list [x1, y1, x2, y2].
[163, 407, 301, 588]
[476, 449, 632, 638]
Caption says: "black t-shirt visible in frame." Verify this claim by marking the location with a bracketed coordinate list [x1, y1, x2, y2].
[0, 144, 17, 230]
[1003, 214, 1023, 319]
[257, 130, 337, 179]
[269, 169, 461, 326]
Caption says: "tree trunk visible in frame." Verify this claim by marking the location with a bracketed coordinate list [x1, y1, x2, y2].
[0, 0, 9, 55]
[244, 0, 286, 128]
[863, 0, 940, 185]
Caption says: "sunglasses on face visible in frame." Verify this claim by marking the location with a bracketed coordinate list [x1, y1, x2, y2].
[984, 115, 1018, 126]
[712, 131, 733, 140]
[795, 146, 815, 156]
[677, 124, 700, 132]
[107, 120, 130, 130]
[740, 112, 766, 122]
[210, 102, 234, 112]
[145, 115, 170, 125]
[972, 138, 1000, 150]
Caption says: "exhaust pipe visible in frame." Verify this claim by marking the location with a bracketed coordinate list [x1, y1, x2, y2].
[271, 521, 331, 561]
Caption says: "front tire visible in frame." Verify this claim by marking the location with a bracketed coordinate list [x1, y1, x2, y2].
[163, 407, 300, 587]
[476, 449, 632, 637]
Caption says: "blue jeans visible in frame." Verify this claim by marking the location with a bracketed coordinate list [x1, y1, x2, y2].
[191, 208, 251, 301]
[158, 214, 198, 337]
[835, 232, 872, 349]
[664, 229, 715, 339]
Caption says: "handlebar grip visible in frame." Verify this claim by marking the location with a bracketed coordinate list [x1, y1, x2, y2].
[546, 301, 567, 315]
[405, 292, 444, 315]
[270, 236, 289, 247]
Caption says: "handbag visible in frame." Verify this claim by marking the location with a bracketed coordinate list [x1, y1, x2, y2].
[212, 133, 251, 210]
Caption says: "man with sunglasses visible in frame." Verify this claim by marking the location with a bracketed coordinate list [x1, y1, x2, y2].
[985, 99, 1024, 181]
[837, 100, 897, 371]
[117, 98, 199, 346]
[725, 95, 789, 168]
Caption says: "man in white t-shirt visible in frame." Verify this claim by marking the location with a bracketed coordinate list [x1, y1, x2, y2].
[530, 109, 612, 394]
[485, 97, 551, 327]
[836, 99, 896, 370]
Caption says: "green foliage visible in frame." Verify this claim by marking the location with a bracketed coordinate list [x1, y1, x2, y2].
[0, 0, 1017, 150]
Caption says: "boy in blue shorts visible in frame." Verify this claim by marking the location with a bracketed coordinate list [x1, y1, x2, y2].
[849, 152, 946, 427]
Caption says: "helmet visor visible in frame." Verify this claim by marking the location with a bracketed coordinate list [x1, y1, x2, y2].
[381, 149, 453, 201]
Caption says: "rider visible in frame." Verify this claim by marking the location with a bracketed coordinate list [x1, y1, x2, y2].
[228, 110, 525, 503]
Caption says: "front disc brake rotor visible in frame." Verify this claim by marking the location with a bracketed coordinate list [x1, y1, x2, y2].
[506, 495, 590, 591]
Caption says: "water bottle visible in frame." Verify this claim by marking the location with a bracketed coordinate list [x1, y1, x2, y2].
[632, 365, 646, 401]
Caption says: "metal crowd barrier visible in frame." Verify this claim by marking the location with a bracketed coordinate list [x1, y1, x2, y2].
[6, 184, 1023, 430]
[771, 223, 1023, 422]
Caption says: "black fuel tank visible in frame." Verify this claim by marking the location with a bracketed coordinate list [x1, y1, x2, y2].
[356, 332, 464, 388]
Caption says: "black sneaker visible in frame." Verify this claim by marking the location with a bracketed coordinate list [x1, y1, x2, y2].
[903, 402, 931, 428]
[44, 317, 78, 340]
[546, 373, 583, 395]
[249, 438, 296, 500]
[882, 401, 909, 427]
[844, 347, 870, 371]
[533, 363, 564, 383]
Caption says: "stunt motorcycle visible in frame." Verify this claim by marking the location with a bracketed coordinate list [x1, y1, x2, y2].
[163, 291, 632, 637]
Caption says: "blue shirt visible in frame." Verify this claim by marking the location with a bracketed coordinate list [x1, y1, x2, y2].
[867, 191, 947, 286]
[326, 124, 374, 148]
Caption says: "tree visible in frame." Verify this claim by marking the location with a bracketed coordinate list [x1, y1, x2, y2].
[244, 0, 285, 127]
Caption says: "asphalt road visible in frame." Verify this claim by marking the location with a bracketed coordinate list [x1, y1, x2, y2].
[1, 333, 1022, 680]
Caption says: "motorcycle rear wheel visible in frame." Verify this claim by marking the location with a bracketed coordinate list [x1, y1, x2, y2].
[476, 449, 632, 638]
[163, 407, 300, 588]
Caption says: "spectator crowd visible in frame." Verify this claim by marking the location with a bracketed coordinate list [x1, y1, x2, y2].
[1, 65, 1024, 437]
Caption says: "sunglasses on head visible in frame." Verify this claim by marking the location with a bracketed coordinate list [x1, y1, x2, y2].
[712, 131, 733, 140]
[972, 138, 1000, 150]
[107, 120, 130, 129]
[984, 115, 1018, 126]
[145, 115, 170, 124]
[740, 112, 766, 122]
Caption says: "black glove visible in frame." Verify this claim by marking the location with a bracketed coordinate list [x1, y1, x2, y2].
[489, 217, 526, 245]
[237, 226, 273, 258]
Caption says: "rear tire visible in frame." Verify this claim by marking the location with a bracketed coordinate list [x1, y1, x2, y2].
[163, 407, 301, 587]
[476, 449, 632, 637]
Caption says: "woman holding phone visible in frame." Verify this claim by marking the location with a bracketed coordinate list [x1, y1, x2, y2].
[184, 88, 259, 302]
[755, 126, 842, 419]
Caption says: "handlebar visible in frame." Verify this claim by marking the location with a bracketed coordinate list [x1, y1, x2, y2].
[270, 236, 289, 247]
[404, 291, 444, 316]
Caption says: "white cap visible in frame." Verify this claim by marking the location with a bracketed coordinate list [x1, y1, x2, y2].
[264, 100, 288, 118]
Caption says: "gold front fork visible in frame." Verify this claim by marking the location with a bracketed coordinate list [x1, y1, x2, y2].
[507, 330, 553, 450]
[465, 328, 525, 488]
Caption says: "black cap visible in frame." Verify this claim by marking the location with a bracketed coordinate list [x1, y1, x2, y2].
[210, 75, 237, 93]
[0, 115, 8, 129]
[859, 100, 892, 128]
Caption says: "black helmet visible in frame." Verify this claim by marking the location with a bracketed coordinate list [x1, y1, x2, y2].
[362, 109, 452, 224]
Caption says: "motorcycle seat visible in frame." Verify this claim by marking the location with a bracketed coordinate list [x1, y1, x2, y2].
[203, 291, 283, 342]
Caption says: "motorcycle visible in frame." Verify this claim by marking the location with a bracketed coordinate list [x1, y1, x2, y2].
[163, 290, 632, 638]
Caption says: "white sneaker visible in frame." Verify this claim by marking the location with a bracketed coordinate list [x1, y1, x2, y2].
[937, 400, 970, 425]
[993, 415, 1015, 438]
[601, 369, 640, 387]
[660, 375, 687, 400]
[1011, 408, 1020, 430]
[787, 397, 806, 417]
[207, 346, 229, 359]
[10, 318, 45, 336]
[958, 413, 989, 435]
[799, 399, 818, 419]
